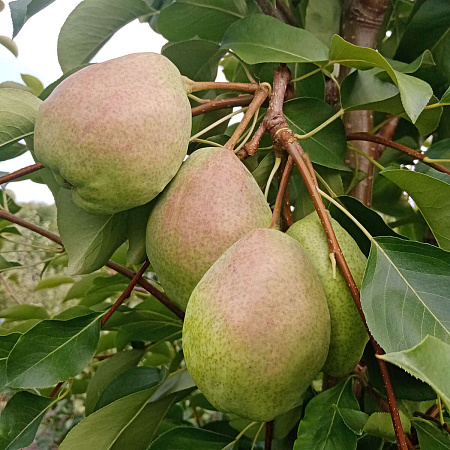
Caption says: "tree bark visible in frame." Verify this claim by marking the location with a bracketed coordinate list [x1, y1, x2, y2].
[339, 0, 391, 206]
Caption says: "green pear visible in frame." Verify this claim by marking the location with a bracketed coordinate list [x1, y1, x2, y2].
[34, 53, 191, 214]
[146, 147, 272, 309]
[287, 211, 368, 377]
[183, 228, 330, 422]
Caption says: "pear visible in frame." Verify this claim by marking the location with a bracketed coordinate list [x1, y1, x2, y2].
[287, 212, 368, 377]
[146, 147, 272, 309]
[34, 53, 191, 215]
[183, 228, 330, 422]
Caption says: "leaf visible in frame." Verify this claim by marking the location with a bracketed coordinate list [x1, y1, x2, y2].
[0, 391, 53, 450]
[381, 169, 450, 250]
[378, 336, 450, 409]
[0, 142, 28, 162]
[329, 195, 405, 257]
[0, 305, 49, 321]
[363, 412, 411, 442]
[251, 152, 275, 190]
[6, 313, 101, 388]
[126, 203, 153, 265]
[294, 378, 359, 450]
[361, 237, 450, 353]
[57, 190, 127, 274]
[0, 333, 20, 392]
[283, 98, 349, 171]
[330, 35, 433, 122]
[413, 418, 450, 449]
[64, 273, 107, 301]
[148, 427, 234, 449]
[222, 15, 329, 64]
[0, 36, 18, 57]
[158, 0, 244, 43]
[20, 74, 43, 96]
[305, 0, 341, 46]
[0, 89, 41, 150]
[34, 275, 75, 291]
[57, 0, 151, 72]
[95, 366, 163, 412]
[442, 86, 450, 104]
[9, 0, 56, 37]
[334, 407, 368, 435]
[162, 40, 227, 82]
[60, 372, 193, 450]
[85, 349, 145, 415]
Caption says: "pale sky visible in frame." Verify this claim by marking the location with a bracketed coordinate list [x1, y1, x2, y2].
[0, 0, 167, 204]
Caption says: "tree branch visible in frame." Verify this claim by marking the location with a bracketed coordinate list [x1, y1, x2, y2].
[269, 154, 293, 229]
[191, 95, 255, 117]
[347, 132, 450, 175]
[0, 210, 184, 320]
[0, 163, 44, 185]
[264, 420, 274, 450]
[279, 155, 294, 230]
[254, 0, 289, 23]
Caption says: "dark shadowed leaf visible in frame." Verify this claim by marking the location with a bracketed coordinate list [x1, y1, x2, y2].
[0, 333, 20, 392]
[381, 168, 450, 250]
[222, 15, 329, 64]
[126, 202, 154, 265]
[57, 0, 151, 72]
[305, 0, 341, 46]
[0, 142, 28, 162]
[158, 0, 244, 43]
[6, 313, 101, 388]
[294, 378, 359, 450]
[361, 237, 450, 353]
[413, 417, 450, 449]
[0, 391, 53, 450]
[57, 190, 127, 274]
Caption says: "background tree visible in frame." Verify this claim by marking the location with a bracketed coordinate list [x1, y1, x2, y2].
[0, 0, 449, 449]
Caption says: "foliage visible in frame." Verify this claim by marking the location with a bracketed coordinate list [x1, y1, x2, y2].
[0, 0, 449, 449]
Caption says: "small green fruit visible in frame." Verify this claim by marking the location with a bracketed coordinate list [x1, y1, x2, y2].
[287, 211, 368, 377]
[34, 53, 191, 215]
[183, 228, 330, 422]
[146, 147, 271, 309]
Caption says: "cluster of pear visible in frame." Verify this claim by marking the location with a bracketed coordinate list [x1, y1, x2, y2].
[34, 53, 368, 423]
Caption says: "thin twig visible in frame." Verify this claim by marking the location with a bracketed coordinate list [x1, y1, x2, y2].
[269, 155, 293, 229]
[264, 420, 274, 450]
[0, 210, 184, 320]
[279, 155, 294, 230]
[347, 133, 450, 175]
[275, 0, 298, 26]
[191, 95, 254, 117]
[189, 80, 259, 94]
[0, 163, 43, 185]
[0, 274, 21, 304]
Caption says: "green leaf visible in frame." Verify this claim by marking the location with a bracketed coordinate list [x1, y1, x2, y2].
[60, 372, 193, 450]
[6, 313, 102, 388]
[363, 411, 411, 442]
[305, 0, 341, 46]
[413, 417, 450, 449]
[158, 0, 244, 43]
[57, 190, 127, 274]
[148, 427, 234, 449]
[64, 273, 107, 301]
[283, 98, 349, 171]
[0, 142, 28, 162]
[162, 40, 227, 82]
[0, 333, 20, 392]
[0, 305, 49, 321]
[57, 0, 151, 72]
[0, 89, 41, 149]
[294, 378, 359, 450]
[9, 0, 56, 37]
[34, 275, 75, 291]
[417, 138, 450, 183]
[95, 366, 163, 411]
[442, 87, 450, 104]
[0, 391, 53, 450]
[20, 74, 43, 96]
[222, 15, 329, 64]
[395, 0, 450, 63]
[381, 169, 450, 250]
[334, 407, 368, 435]
[379, 336, 450, 409]
[0, 36, 18, 57]
[361, 237, 450, 353]
[85, 349, 145, 416]
[126, 203, 154, 265]
[330, 35, 433, 122]
[251, 151, 275, 190]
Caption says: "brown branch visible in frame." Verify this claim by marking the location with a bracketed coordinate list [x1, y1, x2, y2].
[254, 0, 288, 23]
[414, 412, 450, 434]
[191, 95, 254, 117]
[0, 210, 184, 320]
[189, 80, 259, 94]
[224, 85, 270, 151]
[265, 420, 274, 450]
[269, 154, 293, 229]
[261, 66, 408, 450]
[101, 260, 150, 326]
[376, 115, 400, 158]
[275, 0, 298, 26]
[279, 155, 294, 230]
[0, 163, 43, 185]
[347, 133, 450, 175]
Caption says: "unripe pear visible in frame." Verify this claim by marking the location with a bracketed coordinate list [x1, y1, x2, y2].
[34, 53, 192, 214]
[287, 212, 368, 377]
[146, 147, 272, 309]
[183, 228, 330, 422]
